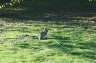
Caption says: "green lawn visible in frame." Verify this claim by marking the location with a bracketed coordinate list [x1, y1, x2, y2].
[0, 11, 96, 63]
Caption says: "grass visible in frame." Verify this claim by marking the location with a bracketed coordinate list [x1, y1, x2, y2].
[0, 10, 96, 63]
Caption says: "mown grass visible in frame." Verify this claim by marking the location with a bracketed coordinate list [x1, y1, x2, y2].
[0, 12, 96, 63]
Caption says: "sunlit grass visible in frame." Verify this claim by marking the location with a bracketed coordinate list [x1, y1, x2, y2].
[0, 18, 96, 63]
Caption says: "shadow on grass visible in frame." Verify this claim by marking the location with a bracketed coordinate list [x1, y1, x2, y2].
[16, 43, 29, 48]
[0, 8, 96, 30]
[0, 8, 96, 22]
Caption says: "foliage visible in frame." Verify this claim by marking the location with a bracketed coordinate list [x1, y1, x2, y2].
[0, 0, 23, 8]
[0, 0, 90, 11]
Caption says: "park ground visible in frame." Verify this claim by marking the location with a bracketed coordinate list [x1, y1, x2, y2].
[0, 8, 96, 63]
